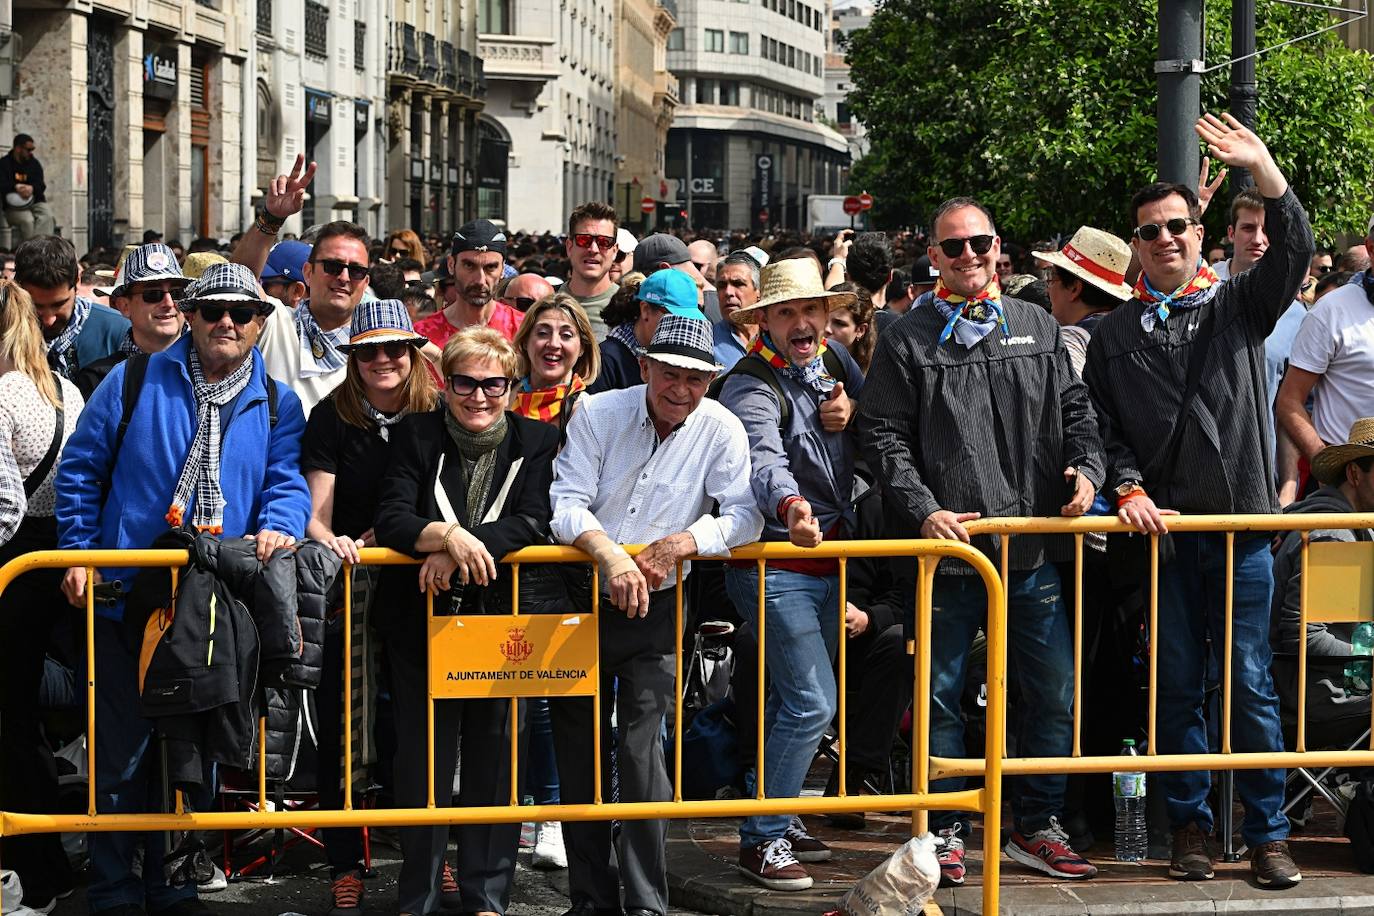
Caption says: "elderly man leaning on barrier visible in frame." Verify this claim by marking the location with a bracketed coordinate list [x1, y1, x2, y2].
[52, 263, 311, 916]
[1083, 114, 1313, 889]
[859, 194, 1105, 886]
[548, 314, 763, 916]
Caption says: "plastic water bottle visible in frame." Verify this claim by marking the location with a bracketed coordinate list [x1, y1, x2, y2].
[1346, 622, 1374, 696]
[1113, 739, 1147, 862]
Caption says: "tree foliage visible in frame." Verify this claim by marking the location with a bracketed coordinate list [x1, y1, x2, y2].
[845, 0, 1374, 246]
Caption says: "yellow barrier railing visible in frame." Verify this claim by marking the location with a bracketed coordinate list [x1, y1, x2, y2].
[0, 538, 1006, 914]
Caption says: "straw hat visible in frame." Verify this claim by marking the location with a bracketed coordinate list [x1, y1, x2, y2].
[182, 252, 227, 281]
[1312, 417, 1374, 485]
[1031, 226, 1132, 300]
[730, 259, 856, 323]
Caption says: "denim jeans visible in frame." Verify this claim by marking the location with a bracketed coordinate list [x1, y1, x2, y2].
[928, 563, 1073, 836]
[724, 566, 839, 848]
[1157, 533, 1287, 846]
[89, 619, 198, 913]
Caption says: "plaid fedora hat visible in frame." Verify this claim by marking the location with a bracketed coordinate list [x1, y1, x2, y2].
[643, 313, 721, 374]
[105, 243, 190, 298]
[178, 263, 271, 312]
[339, 298, 429, 351]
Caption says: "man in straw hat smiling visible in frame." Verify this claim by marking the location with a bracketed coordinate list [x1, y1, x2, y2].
[860, 193, 1105, 885]
[717, 257, 865, 891]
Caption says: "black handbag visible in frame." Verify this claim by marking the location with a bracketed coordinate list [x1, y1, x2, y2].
[1107, 303, 1217, 586]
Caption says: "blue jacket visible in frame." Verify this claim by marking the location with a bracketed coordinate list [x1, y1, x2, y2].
[71, 299, 131, 376]
[55, 335, 312, 619]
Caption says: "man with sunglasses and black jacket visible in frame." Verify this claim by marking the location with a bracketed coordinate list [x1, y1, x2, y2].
[1084, 114, 1312, 890]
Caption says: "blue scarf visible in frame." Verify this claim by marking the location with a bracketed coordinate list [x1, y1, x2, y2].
[46, 297, 92, 379]
[1135, 260, 1221, 333]
[609, 321, 642, 356]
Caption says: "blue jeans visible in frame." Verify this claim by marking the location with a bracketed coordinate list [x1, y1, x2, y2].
[929, 564, 1073, 836]
[724, 567, 839, 848]
[89, 618, 198, 913]
[1157, 533, 1287, 846]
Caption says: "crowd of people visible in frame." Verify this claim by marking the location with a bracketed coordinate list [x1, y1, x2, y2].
[2, 112, 1372, 916]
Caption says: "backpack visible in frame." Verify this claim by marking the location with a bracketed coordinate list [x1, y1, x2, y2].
[706, 349, 848, 431]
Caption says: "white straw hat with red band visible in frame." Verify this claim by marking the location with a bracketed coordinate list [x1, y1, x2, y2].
[1032, 226, 1133, 301]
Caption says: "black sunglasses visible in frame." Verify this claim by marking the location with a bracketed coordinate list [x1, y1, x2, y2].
[134, 287, 183, 304]
[195, 304, 260, 325]
[449, 374, 511, 397]
[353, 341, 411, 362]
[936, 235, 995, 258]
[1314, 264, 1333, 276]
[1133, 217, 1197, 241]
[388, 247, 410, 258]
[508, 296, 537, 310]
[313, 258, 370, 281]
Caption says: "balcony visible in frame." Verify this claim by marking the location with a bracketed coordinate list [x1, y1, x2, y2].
[477, 34, 557, 83]
[304, 0, 328, 59]
[420, 32, 440, 83]
[441, 41, 458, 90]
[257, 0, 272, 34]
[389, 22, 421, 80]
[654, 70, 679, 106]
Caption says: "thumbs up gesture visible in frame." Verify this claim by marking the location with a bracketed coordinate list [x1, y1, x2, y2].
[819, 381, 852, 432]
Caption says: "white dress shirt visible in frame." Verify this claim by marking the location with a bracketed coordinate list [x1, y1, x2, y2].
[551, 385, 763, 589]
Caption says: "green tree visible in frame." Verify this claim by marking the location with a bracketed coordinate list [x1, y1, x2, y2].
[845, 0, 1374, 246]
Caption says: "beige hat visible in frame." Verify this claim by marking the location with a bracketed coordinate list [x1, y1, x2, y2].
[730, 258, 856, 324]
[1312, 417, 1374, 485]
[1032, 226, 1132, 301]
[182, 252, 228, 280]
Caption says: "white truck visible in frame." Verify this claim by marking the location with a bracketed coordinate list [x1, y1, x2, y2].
[807, 194, 870, 234]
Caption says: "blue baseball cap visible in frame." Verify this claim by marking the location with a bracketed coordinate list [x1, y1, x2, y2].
[262, 240, 312, 283]
[637, 268, 705, 319]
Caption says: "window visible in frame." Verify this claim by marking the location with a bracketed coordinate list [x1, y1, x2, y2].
[667, 27, 684, 49]
[787, 44, 795, 68]
[304, 0, 328, 59]
[729, 31, 748, 54]
[696, 78, 716, 103]
[354, 21, 366, 70]
[720, 80, 740, 105]
[479, 0, 511, 33]
[705, 28, 724, 52]
[837, 101, 851, 126]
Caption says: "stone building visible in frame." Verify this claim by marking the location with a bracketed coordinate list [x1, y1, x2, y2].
[613, 0, 678, 232]
[385, 0, 487, 239]
[9, 0, 252, 253]
[664, 0, 849, 231]
[477, 0, 619, 232]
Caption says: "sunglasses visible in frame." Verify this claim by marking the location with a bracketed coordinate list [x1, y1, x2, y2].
[449, 374, 511, 397]
[389, 247, 410, 259]
[573, 233, 616, 252]
[1314, 264, 1333, 276]
[313, 258, 370, 281]
[134, 287, 182, 304]
[353, 340, 411, 362]
[936, 235, 995, 258]
[1133, 217, 1197, 241]
[506, 296, 537, 310]
[195, 304, 260, 325]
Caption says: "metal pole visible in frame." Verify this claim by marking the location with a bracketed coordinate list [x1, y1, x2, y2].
[1229, 0, 1257, 190]
[1157, 0, 1204, 186]
[685, 131, 694, 230]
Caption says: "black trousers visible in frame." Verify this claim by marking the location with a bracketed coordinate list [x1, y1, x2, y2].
[0, 516, 74, 902]
[550, 588, 678, 916]
[316, 621, 365, 876]
[388, 639, 520, 915]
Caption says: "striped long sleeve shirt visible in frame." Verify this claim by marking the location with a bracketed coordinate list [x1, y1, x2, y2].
[858, 295, 1105, 572]
[1083, 188, 1314, 514]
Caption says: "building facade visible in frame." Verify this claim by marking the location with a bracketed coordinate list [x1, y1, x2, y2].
[613, 0, 677, 232]
[10, 0, 251, 253]
[385, 0, 487, 240]
[820, 1, 868, 163]
[477, 0, 618, 232]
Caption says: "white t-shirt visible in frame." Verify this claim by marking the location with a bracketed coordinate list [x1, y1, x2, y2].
[256, 299, 348, 418]
[1287, 280, 1374, 446]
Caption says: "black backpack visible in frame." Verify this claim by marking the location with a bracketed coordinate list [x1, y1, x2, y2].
[706, 349, 848, 430]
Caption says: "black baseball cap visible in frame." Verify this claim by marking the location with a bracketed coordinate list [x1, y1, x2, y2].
[452, 220, 509, 255]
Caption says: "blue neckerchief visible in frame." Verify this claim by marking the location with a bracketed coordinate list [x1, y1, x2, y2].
[933, 295, 1007, 347]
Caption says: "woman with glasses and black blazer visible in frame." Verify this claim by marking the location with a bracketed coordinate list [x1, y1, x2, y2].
[373, 326, 561, 916]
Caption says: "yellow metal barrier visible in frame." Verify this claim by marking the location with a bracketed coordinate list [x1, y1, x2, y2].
[0, 538, 1006, 914]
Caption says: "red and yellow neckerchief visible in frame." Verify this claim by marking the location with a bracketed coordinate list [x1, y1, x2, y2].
[511, 375, 586, 424]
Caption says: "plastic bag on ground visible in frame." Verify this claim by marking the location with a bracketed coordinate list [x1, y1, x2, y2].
[840, 833, 940, 916]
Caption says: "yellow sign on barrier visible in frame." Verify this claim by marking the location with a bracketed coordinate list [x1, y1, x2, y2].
[428, 613, 599, 698]
[1306, 540, 1374, 623]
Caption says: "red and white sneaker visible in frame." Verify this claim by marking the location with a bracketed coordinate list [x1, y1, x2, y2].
[934, 824, 967, 887]
[1004, 816, 1098, 879]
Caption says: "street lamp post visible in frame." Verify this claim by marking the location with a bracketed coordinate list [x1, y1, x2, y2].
[1230, 0, 1258, 189]
[1157, 0, 1204, 187]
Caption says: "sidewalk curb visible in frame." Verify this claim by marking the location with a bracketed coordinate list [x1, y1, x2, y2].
[666, 821, 848, 916]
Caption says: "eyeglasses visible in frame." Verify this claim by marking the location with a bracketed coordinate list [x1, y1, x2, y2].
[573, 233, 617, 252]
[312, 258, 370, 281]
[1133, 218, 1197, 241]
[389, 248, 409, 259]
[353, 341, 411, 362]
[134, 287, 182, 304]
[195, 304, 260, 325]
[449, 374, 511, 397]
[936, 235, 995, 258]
[1314, 264, 1333, 276]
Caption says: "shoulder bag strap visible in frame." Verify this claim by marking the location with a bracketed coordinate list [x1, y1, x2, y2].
[23, 371, 65, 497]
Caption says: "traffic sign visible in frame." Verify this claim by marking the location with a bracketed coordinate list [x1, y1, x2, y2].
[640, 196, 656, 214]
[858, 192, 874, 211]
[842, 196, 863, 216]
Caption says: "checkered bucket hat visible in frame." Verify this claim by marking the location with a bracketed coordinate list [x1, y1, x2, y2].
[109, 243, 189, 297]
[179, 263, 271, 310]
[339, 298, 430, 351]
[643, 313, 721, 373]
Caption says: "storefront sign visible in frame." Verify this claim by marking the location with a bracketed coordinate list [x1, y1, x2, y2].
[755, 153, 773, 213]
[305, 89, 332, 126]
[143, 45, 178, 101]
[428, 614, 598, 699]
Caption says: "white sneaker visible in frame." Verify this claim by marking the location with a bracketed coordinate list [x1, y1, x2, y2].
[531, 821, 568, 869]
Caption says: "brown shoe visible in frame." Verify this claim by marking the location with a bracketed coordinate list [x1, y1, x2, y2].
[737, 838, 814, 891]
[1251, 840, 1302, 889]
[1169, 823, 1215, 881]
